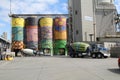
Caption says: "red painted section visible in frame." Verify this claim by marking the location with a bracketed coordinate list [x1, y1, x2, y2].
[26, 26, 38, 42]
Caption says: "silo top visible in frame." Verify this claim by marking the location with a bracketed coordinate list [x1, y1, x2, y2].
[40, 17, 53, 27]
[54, 17, 66, 27]
[25, 17, 37, 26]
[12, 18, 24, 27]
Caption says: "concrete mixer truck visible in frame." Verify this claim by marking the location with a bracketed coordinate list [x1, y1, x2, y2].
[67, 42, 110, 58]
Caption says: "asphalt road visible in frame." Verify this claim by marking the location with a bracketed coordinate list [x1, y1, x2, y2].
[0, 56, 120, 80]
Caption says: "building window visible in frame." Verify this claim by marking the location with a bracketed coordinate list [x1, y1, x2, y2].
[76, 30, 79, 35]
[75, 10, 78, 15]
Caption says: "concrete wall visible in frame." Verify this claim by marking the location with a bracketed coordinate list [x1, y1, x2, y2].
[95, 9, 116, 37]
[110, 47, 120, 57]
[68, 0, 94, 42]
[81, 0, 94, 41]
[72, 0, 83, 42]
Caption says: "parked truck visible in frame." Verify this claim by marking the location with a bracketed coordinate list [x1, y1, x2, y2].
[67, 42, 110, 58]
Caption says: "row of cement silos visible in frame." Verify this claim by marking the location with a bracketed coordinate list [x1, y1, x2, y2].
[11, 17, 67, 56]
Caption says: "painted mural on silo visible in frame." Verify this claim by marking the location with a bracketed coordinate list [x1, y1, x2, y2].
[53, 17, 67, 56]
[12, 17, 24, 50]
[25, 17, 38, 50]
[39, 17, 53, 56]
[54, 17, 67, 40]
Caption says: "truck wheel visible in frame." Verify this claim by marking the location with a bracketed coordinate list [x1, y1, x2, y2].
[91, 53, 96, 58]
[97, 53, 103, 58]
[77, 53, 82, 58]
[0, 55, 2, 60]
[70, 54, 75, 58]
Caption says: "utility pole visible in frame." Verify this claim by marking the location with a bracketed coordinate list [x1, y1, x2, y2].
[10, 0, 12, 14]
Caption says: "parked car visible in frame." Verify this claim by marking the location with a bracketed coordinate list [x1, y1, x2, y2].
[118, 57, 120, 68]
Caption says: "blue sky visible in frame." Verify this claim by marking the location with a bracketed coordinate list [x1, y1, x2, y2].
[0, 0, 120, 41]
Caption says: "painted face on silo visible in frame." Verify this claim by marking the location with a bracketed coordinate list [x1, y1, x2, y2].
[12, 18, 24, 27]
[53, 17, 67, 40]
[40, 17, 53, 40]
[40, 18, 53, 27]
[54, 18, 66, 31]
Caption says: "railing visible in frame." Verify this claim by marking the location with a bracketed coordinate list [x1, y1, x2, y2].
[9, 14, 68, 17]
[96, 4, 116, 10]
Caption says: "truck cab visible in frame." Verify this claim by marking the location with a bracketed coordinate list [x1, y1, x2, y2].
[90, 44, 110, 58]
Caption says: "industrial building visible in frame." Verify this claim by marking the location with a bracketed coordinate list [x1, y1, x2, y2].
[68, 0, 118, 42]
[0, 37, 11, 53]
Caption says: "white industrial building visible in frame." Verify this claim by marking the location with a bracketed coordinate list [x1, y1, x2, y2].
[68, 0, 117, 42]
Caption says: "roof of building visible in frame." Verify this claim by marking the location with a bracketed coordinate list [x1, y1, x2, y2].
[0, 37, 11, 44]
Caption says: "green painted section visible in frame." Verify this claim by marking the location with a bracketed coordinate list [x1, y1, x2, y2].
[40, 39, 53, 56]
[53, 40, 67, 55]
[41, 39, 53, 48]
[12, 27, 24, 41]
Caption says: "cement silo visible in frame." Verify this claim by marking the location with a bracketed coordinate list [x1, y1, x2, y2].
[25, 17, 38, 50]
[53, 17, 67, 56]
[12, 17, 24, 56]
[39, 17, 53, 56]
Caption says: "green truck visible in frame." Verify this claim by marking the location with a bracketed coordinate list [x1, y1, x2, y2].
[68, 42, 110, 58]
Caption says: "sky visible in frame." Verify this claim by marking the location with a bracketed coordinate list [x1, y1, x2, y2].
[0, 0, 120, 41]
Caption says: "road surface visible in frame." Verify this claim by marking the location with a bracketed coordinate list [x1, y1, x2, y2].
[0, 56, 120, 80]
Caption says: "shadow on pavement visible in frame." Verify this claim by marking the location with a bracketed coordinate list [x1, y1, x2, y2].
[108, 68, 120, 74]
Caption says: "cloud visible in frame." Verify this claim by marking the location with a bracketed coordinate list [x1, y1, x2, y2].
[31, 0, 59, 4]
[12, 2, 49, 14]
[0, 10, 10, 23]
[61, 3, 68, 12]
[10, 0, 60, 14]
[0, 0, 68, 15]
[0, 0, 10, 10]
[114, 0, 120, 5]
[114, 0, 120, 13]
[0, 23, 6, 27]
[0, 0, 68, 23]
